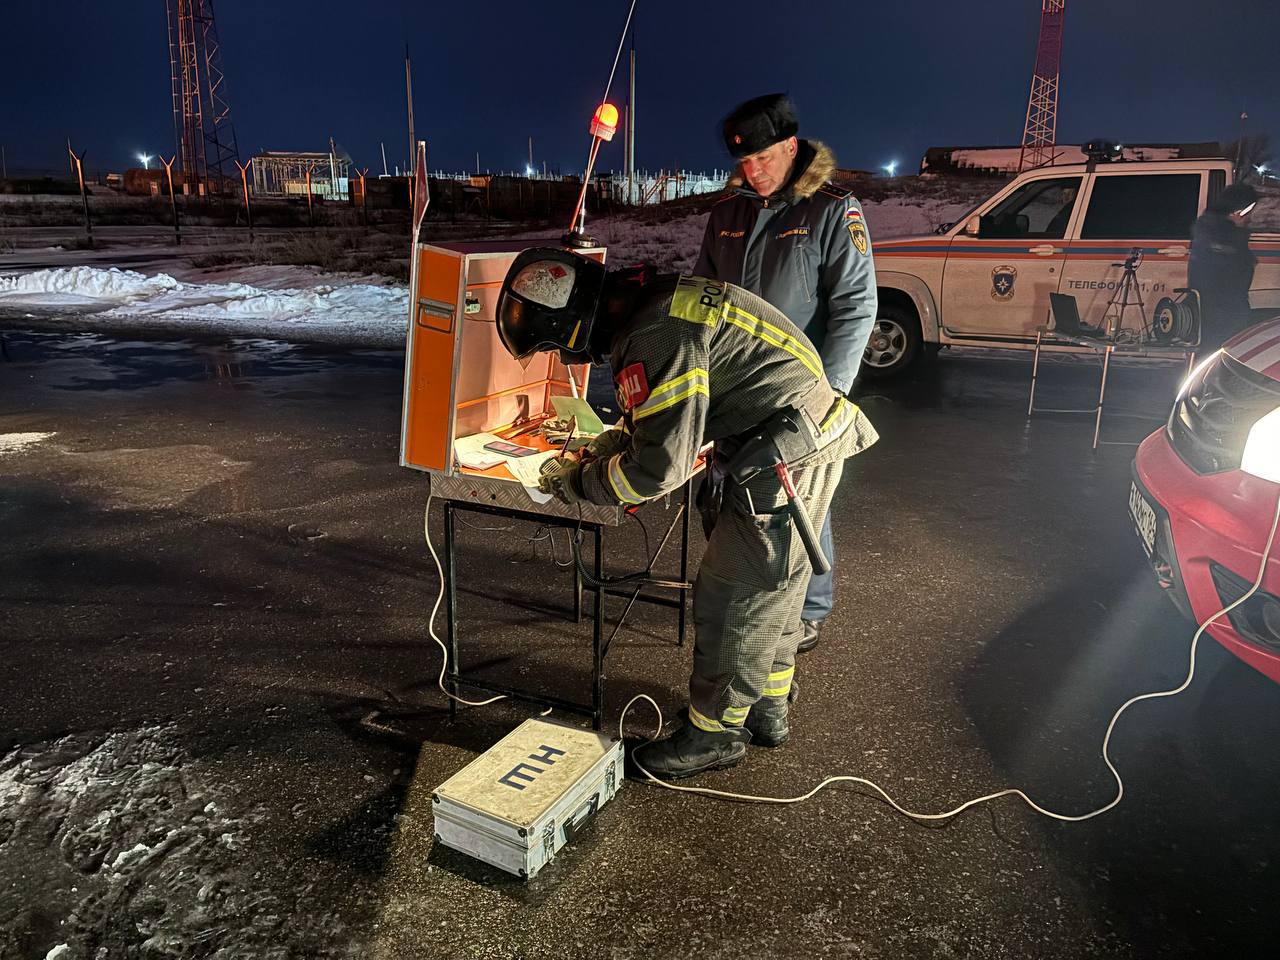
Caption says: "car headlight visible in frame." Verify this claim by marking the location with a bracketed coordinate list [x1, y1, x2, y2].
[1242, 406, 1280, 484]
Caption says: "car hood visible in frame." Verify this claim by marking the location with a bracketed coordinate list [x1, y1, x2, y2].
[1224, 317, 1280, 383]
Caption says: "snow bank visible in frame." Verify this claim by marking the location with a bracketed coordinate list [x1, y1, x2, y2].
[0, 432, 56, 456]
[0, 193, 972, 346]
[0, 267, 408, 347]
[0, 265, 180, 305]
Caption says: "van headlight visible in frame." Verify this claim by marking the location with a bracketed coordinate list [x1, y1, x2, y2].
[1241, 406, 1280, 485]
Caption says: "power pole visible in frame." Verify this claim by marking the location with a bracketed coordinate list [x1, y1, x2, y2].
[1236, 111, 1248, 174]
[405, 45, 416, 177]
[1018, 1, 1067, 172]
[626, 32, 636, 204]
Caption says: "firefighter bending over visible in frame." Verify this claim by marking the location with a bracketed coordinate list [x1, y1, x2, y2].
[495, 249, 878, 780]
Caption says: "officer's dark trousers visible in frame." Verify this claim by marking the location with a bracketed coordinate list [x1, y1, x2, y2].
[802, 513, 835, 621]
[687, 457, 844, 731]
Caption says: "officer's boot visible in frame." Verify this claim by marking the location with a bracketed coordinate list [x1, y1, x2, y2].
[632, 723, 751, 780]
[744, 695, 790, 748]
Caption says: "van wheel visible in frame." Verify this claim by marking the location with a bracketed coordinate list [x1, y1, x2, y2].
[861, 305, 922, 379]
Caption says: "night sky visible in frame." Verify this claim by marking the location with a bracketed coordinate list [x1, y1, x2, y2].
[3, 0, 1276, 177]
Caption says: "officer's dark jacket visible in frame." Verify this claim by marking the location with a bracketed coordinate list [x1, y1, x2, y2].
[577, 275, 878, 508]
[1189, 210, 1257, 341]
[694, 140, 877, 394]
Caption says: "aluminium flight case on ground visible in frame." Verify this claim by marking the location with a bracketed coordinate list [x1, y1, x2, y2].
[432, 718, 624, 879]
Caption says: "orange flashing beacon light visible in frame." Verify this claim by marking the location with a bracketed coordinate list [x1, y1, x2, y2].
[589, 103, 619, 142]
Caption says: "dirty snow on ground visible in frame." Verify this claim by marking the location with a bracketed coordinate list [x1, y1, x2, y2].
[512, 196, 973, 275]
[0, 267, 407, 347]
[0, 195, 968, 346]
[0, 432, 56, 455]
[0, 726, 354, 958]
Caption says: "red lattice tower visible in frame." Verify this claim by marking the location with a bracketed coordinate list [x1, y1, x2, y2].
[166, 0, 240, 193]
[1018, 0, 1067, 172]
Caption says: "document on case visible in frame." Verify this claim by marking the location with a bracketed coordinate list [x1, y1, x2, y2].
[505, 450, 558, 504]
[452, 433, 509, 470]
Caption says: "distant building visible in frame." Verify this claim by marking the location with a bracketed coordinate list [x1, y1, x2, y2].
[921, 142, 1223, 177]
[251, 150, 351, 200]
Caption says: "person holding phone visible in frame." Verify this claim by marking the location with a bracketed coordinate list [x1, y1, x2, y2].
[1190, 182, 1259, 349]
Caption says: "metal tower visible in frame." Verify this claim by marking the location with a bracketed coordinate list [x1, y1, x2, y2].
[166, 0, 240, 193]
[1018, 0, 1067, 172]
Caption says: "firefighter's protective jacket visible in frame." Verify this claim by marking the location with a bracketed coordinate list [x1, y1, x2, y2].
[577, 276, 878, 507]
[694, 140, 877, 394]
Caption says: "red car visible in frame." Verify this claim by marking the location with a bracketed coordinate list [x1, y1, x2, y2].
[1131, 318, 1280, 682]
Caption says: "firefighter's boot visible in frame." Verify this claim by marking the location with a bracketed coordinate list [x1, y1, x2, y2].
[632, 723, 751, 780]
[745, 695, 790, 748]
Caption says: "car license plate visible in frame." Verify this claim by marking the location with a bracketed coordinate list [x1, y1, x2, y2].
[1129, 481, 1157, 557]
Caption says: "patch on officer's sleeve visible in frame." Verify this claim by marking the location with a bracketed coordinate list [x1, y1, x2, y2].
[846, 213, 869, 256]
[615, 363, 650, 411]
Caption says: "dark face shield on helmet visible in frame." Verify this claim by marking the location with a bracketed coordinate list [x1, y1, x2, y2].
[496, 247, 606, 368]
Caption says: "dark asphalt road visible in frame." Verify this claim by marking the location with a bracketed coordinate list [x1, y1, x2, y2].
[2, 331, 1279, 959]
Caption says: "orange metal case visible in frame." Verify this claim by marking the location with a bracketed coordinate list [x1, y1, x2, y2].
[399, 240, 605, 477]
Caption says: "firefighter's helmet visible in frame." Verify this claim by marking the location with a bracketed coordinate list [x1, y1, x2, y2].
[496, 247, 606, 360]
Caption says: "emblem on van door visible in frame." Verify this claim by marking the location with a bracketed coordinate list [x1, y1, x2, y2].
[991, 265, 1018, 301]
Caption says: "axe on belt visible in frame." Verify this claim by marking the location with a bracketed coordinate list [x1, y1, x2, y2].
[724, 406, 831, 576]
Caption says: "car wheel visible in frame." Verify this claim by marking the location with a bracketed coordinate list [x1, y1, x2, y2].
[861, 305, 923, 379]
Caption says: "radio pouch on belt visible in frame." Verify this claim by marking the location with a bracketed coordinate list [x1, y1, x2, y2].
[725, 407, 831, 576]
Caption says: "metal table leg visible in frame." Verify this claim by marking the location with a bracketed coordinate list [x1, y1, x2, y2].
[1093, 343, 1114, 450]
[443, 501, 459, 720]
[592, 525, 604, 731]
[1028, 329, 1043, 416]
[573, 550, 583, 623]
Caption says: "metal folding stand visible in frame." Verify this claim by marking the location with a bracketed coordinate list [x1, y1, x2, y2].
[438, 480, 693, 730]
[1028, 327, 1197, 450]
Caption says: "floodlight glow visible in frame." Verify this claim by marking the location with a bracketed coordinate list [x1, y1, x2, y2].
[137, 153, 153, 169]
[1242, 406, 1280, 485]
[883, 160, 898, 177]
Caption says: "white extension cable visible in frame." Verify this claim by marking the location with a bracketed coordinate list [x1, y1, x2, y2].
[622, 490, 1280, 821]
[423, 488, 1280, 823]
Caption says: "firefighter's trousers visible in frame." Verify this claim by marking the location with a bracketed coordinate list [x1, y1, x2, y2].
[687, 456, 845, 732]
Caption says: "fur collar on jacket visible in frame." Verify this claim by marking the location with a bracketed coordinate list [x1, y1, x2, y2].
[726, 139, 835, 202]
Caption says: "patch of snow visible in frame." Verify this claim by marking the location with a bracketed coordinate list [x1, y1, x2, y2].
[0, 432, 56, 455]
[0, 266, 408, 347]
[0, 192, 974, 347]
[0, 725, 353, 957]
[0, 265, 180, 305]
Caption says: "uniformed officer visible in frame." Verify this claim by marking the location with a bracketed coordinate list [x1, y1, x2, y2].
[1190, 182, 1259, 349]
[696, 93, 877, 655]
[494, 249, 878, 779]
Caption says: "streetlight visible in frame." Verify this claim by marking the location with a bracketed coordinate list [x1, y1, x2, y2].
[1257, 163, 1270, 180]
[137, 152, 153, 170]
[882, 160, 898, 178]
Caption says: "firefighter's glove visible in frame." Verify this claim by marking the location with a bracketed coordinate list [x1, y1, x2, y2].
[585, 428, 628, 461]
[538, 455, 585, 504]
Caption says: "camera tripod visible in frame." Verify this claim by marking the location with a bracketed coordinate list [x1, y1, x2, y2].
[1100, 248, 1148, 341]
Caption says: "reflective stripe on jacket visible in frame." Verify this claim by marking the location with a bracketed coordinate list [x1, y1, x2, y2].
[578, 276, 877, 507]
